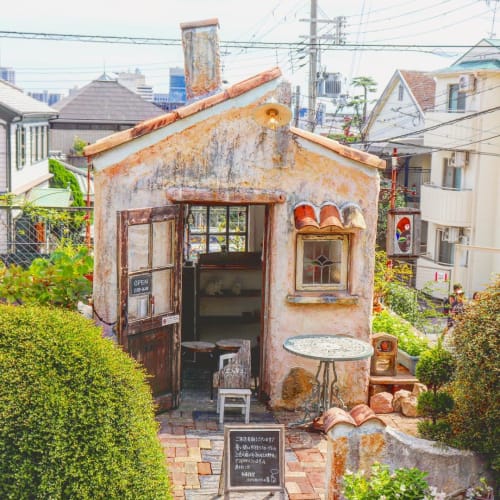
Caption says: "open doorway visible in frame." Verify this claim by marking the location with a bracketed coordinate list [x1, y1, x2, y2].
[181, 204, 265, 346]
[180, 204, 266, 397]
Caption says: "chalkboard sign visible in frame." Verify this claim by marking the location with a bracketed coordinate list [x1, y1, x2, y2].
[220, 424, 285, 496]
[129, 274, 152, 296]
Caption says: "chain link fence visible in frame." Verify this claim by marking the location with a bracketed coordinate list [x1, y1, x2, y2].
[0, 206, 92, 268]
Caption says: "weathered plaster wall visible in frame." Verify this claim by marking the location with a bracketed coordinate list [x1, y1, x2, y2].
[91, 81, 379, 407]
[326, 424, 492, 500]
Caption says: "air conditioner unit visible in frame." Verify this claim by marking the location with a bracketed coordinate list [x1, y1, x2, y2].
[458, 74, 475, 93]
[443, 227, 459, 243]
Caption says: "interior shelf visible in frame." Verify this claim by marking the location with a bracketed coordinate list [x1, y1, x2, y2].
[196, 252, 262, 338]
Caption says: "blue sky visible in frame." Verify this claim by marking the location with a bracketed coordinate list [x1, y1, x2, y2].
[0, 0, 498, 98]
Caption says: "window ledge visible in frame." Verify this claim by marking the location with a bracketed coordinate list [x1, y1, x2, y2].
[286, 293, 359, 305]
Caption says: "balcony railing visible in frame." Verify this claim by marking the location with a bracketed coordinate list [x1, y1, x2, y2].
[420, 184, 472, 226]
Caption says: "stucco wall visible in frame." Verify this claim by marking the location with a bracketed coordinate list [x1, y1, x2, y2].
[90, 81, 380, 407]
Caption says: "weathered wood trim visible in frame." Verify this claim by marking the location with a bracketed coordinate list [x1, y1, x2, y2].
[166, 186, 286, 204]
[117, 211, 129, 350]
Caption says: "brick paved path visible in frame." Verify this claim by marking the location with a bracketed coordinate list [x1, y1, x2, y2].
[158, 366, 421, 499]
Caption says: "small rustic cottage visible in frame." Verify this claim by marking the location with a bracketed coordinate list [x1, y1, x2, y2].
[84, 19, 385, 412]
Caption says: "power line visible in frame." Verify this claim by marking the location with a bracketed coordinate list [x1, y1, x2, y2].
[366, 105, 500, 144]
[0, 29, 494, 52]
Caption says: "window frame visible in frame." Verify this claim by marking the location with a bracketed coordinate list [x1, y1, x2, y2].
[187, 205, 249, 260]
[442, 158, 462, 189]
[398, 83, 404, 101]
[448, 84, 466, 112]
[436, 228, 454, 265]
[16, 125, 26, 170]
[295, 233, 349, 292]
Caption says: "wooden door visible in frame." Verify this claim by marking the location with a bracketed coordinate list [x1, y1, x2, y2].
[117, 205, 182, 412]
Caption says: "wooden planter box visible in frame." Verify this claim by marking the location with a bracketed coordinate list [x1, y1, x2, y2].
[397, 349, 420, 375]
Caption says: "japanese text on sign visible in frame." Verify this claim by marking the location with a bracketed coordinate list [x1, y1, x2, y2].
[226, 426, 284, 490]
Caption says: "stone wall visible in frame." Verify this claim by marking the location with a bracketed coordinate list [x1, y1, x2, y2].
[324, 405, 491, 500]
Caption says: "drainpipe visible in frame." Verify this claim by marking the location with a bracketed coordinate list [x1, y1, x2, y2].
[85, 156, 92, 249]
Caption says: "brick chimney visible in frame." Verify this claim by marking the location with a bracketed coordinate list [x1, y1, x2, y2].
[180, 18, 222, 101]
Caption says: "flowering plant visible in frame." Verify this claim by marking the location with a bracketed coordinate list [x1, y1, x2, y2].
[342, 462, 445, 500]
[465, 478, 494, 499]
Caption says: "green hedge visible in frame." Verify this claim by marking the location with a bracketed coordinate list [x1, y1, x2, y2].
[0, 305, 171, 499]
[49, 158, 85, 207]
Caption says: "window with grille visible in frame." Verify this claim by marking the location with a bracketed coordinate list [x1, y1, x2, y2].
[187, 205, 248, 261]
[296, 234, 349, 291]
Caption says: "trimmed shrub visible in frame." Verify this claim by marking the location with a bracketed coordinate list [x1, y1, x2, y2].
[447, 275, 500, 473]
[0, 305, 171, 499]
[415, 345, 455, 392]
[415, 344, 455, 441]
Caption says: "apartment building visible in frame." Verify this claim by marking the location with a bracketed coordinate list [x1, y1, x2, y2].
[416, 39, 500, 297]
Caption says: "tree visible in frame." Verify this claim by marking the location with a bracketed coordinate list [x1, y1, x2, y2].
[72, 135, 87, 156]
[351, 76, 377, 125]
[447, 274, 500, 473]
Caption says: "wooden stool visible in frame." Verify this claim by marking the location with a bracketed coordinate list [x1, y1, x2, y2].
[218, 388, 252, 424]
[216, 338, 246, 352]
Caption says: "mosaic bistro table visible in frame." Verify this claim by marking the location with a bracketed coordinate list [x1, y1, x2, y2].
[283, 334, 373, 425]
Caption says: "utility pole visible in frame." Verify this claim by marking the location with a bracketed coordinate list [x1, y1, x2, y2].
[294, 85, 301, 127]
[390, 148, 398, 210]
[300, 3, 347, 132]
[308, 0, 318, 132]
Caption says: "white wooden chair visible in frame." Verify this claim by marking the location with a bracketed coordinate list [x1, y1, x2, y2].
[214, 340, 252, 424]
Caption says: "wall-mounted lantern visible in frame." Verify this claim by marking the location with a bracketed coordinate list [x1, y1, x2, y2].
[253, 98, 292, 130]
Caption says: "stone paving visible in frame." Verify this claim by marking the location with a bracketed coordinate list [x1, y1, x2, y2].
[157, 366, 422, 499]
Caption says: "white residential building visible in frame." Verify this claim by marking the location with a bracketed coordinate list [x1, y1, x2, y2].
[0, 80, 58, 262]
[416, 39, 500, 297]
[362, 70, 436, 211]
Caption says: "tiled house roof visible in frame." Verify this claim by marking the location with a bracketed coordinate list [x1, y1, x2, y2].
[400, 70, 436, 111]
[84, 67, 385, 170]
[0, 80, 56, 117]
[52, 78, 164, 125]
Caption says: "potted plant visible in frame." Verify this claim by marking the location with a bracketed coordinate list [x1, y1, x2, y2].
[372, 309, 430, 374]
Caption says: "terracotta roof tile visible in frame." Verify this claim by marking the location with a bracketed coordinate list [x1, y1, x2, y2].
[293, 202, 366, 231]
[84, 67, 282, 157]
[84, 66, 385, 172]
[323, 404, 386, 433]
[400, 70, 436, 111]
[290, 127, 386, 170]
